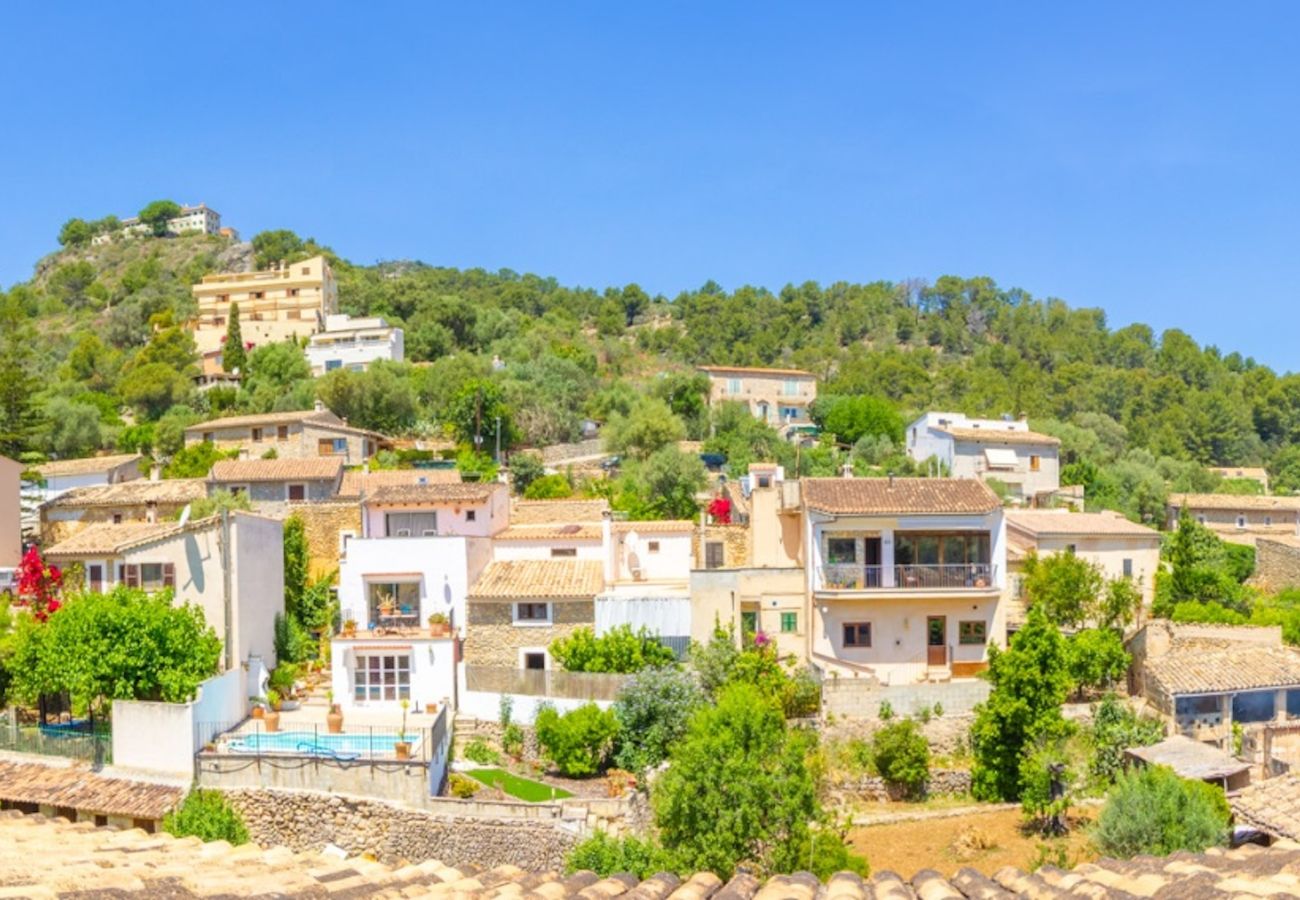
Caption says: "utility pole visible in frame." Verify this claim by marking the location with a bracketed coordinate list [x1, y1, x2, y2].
[494, 416, 502, 462]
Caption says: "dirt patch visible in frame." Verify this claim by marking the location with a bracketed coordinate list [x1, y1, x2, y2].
[847, 807, 1098, 877]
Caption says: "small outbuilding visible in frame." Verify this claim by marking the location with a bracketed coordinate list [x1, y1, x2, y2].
[1126, 734, 1252, 792]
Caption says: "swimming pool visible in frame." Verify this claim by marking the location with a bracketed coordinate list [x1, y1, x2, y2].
[226, 730, 419, 758]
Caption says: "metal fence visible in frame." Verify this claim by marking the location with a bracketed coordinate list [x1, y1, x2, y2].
[197, 720, 432, 762]
[464, 665, 629, 701]
[0, 712, 112, 765]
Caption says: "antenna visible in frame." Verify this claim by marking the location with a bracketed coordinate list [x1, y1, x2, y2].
[178, 504, 192, 527]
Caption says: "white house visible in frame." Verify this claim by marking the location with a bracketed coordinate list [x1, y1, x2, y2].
[804, 476, 1008, 684]
[306, 314, 405, 376]
[42, 513, 284, 672]
[598, 521, 694, 655]
[27, 454, 144, 506]
[905, 412, 1061, 502]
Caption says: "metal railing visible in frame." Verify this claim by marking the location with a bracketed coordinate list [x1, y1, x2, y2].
[818, 563, 996, 590]
[0, 713, 112, 765]
[198, 721, 431, 762]
[464, 666, 629, 701]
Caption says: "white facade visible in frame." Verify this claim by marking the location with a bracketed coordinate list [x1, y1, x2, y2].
[338, 535, 489, 634]
[905, 411, 1061, 499]
[330, 636, 456, 714]
[93, 204, 223, 244]
[306, 314, 405, 376]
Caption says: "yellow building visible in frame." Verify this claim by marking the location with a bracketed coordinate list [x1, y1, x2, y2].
[190, 255, 338, 355]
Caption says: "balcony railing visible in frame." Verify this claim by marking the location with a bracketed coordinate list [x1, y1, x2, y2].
[818, 563, 997, 591]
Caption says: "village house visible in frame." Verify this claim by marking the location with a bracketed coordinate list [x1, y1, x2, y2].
[182, 405, 390, 463]
[1167, 493, 1300, 544]
[803, 476, 1008, 684]
[1004, 509, 1163, 628]
[28, 454, 144, 505]
[0, 455, 22, 571]
[42, 513, 284, 673]
[1127, 620, 1300, 750]
[305, 313, 405, 375]
[207, 457, 343, 506]
[38, 479, 206, 546]
[190, 255, 338, 355]
[697, 365, 817, 427]
[1210, 466, 1271, 494]
[600, 520, 695, 656]
[336, 466, 462, 499]
[905, 412, 1062, 503]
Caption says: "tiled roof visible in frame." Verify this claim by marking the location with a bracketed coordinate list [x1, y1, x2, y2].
[1005, 509, 1161, 540]
[510, 498, 609, 525]
[367, 482, 503, 505]
[183, 409, 332, 431]
[697, 364, 815, 377]
[469, 559, 604, 599]
[937, 426, 1061, 446]
[802, 477, 1000, 515]
[0, 760, 182, 819]
[34, 454, 143, 477]
[1126, 735, 1251, 781]
[496, 525, 603, 542]
[209, 457, 343, 483]
[1233, 773, 1300, 840]
[1170, 493, 1300, 511]
[4, 810, 1300, 898]
[45, 479, 206, 509]
[44, 517, 224, 559]
[1146, 645, 1300, 695]
[613, 520, 697, 533]
[339, 467, 460, 496]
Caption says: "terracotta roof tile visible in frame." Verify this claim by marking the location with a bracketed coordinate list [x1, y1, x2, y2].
[183, 408, 335, 431]
[43, 521, 191, 558]
[469, 559, 604, 599]
[1170, 493, 1300, 512]
[613, 520, 696, 533]
[45, 479, 206, 509]
[802, 477, 1000, 515]
[368, 482, 503, 505]
[339, 467, 461, 496]
[496, 525, 604, 541]
[34, 454, 143, 478]
[697, 364, 815, 378]
[510, 499, 609, 525]
[937, 426, 1061, 446]
[1146, 645, 1300, 695]
[1005, 509, 1161, 539]
[0, 760, 181, 819]
[209, 457, 343, 483]
[1127, 735, 1251, 781]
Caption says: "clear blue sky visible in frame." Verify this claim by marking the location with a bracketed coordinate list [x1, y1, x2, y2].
[2, 3, 1297, 369]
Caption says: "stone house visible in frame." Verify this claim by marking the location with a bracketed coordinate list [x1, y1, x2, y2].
[905, 412, 1061, 502]
[1253, 537, 1300, 593]
[697, 365, 817, 426]
[463, 559, 605, 671]
[1167, 493, 1300, 544]
[182, 405, 390, 463]
[43, 513, 285, 672]
[208, 456, 344, 506]
[38, 479, 207, 546]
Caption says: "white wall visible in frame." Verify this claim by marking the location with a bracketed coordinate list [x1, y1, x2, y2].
[362, 490, 508, 539]
[492, 538, 604, 561]
[612, 530, 692, 583]
[339, 535, 470, 631]
[230, 513, 284, 667]
[330, 637, 456, 713]
[457, 688, 612, 724]
[112, 669, 246, 778]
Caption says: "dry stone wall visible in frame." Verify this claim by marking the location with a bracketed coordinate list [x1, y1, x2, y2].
[222, 788, 579, 871]
[826, 769, 972, 805]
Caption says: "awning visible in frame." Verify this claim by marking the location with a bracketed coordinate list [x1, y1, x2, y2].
[984, 448, 1018, 469]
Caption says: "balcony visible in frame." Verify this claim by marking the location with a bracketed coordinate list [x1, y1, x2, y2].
[818, 563, 998, 592]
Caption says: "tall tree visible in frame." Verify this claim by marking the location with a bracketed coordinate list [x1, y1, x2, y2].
[137, 199, 182, 236]
[0, 296, 42, 457]
[222, 302, 246, 373]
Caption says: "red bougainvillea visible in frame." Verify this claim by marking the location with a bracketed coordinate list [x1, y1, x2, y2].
[16, 546, 62, 620]
[707, 496, 732, 525]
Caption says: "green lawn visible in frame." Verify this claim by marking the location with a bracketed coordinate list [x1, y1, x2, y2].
[467, 768, 573, 802]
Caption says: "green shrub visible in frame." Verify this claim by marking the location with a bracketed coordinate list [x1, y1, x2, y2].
[524, 473, 572, 499]
[449, 773, 479, 798]
[1089, 694, 1164, 784]
[871, 720, 930, 798]
[549, 625, 676, 673]
[566, 831, 678, 878]
[878, 700, 894, 720]
[1064, 629, 1130, 695]
[613, 666, 704, 772]
[1019, 737, 1076, 833]
[463, 738, 500, 765]
[1095, 765, 1229, 858]
[502, 723, 525, 758]
[535, 703, 620, 776]
[162, 790, 249, 845]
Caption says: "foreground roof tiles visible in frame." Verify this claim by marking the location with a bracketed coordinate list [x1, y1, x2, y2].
[803, 477, 1000, 516]
[469, 559, 604, 599]
[0, 760, 181, 819]
[34, 453, 143, 477]
[209, 457, 343, 483]
[45, 479, 206, 509]
[1146, 645, 1300, 695]
[1233, 773, 1300, 840]
[4, 809, 1300, 897]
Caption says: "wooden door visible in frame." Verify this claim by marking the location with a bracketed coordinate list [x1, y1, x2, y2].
[926, 616, 947, 666]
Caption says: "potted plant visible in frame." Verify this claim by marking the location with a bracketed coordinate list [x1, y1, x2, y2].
[394, 699, 412, 760]
[378, 593, 396, 617]
[250, 696, 265, 720]
[327, 689, 344, 735]
[428, 612, 450, 638]
[342, 618, 357, 638]
[264, 689, 282, 733]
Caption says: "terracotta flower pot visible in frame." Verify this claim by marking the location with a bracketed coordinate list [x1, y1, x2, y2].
[395, 741, 412, 760]
[326, 708, 344, 735]
[263, 710, 281, 733]
[424, 703, 438, 715]
[251, 706, 265, 720]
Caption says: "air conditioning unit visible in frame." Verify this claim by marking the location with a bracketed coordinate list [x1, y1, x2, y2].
[396, 528, 412, 537]
[631, 566, 644, 582]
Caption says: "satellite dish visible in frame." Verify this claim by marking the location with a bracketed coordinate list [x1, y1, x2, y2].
[625, 530, 639, 553]
[178, 504, 192, 527]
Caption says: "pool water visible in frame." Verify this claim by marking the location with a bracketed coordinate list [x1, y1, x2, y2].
[227, 730, 417, 758]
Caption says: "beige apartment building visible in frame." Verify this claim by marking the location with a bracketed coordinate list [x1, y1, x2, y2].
[190, 255, 338, 354]
[697, 365, 817, 426]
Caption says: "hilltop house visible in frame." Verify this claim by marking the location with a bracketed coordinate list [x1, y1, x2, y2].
[207, 457, 343, 506]
[1004, 509, 1162, 628]
[38, 479, 206, 546]
[92, 203, 223, 245]
[305, 314, 404, 375]
[1167, 493, 1300, 544]
[905, 412, 1061, 503]
[804, 476, 1008, 683]
[697, 365, 817, 428]
[190, 255, 338, 355]
[182, 405, 390, 463]
[42, 513, 284, 672]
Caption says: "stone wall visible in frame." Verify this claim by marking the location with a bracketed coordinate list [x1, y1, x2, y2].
[1253, 538, 1300, 592]
[464, 600, 594, 667]
[823, 713, 975, 757]
[692, 524, 750, 568]
[289, 501, 361, 579]
[826, 769, 972, 805]
[822, 678, 991, 721]
[221, 788, 579, 870]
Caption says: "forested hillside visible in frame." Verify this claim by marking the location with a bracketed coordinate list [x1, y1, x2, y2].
[2, 211, 1297, 524]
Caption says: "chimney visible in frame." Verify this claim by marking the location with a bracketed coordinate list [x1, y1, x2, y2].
[841, 463, 854, 479]
[888, 472, 895, 487]
[149, 464, 161, 482]
[146, 500, 157, 524]
[314, 398, 325, 413]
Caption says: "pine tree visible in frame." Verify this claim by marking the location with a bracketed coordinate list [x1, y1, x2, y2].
[0, 297, 42, 457]
[222, 302, 246, 373]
